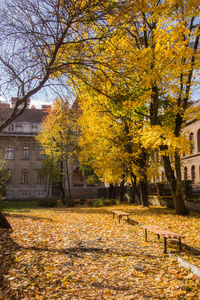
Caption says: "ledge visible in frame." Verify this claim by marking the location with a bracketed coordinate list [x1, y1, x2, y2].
[169, 252, 200, 278]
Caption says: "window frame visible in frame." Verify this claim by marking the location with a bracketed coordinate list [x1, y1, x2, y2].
[22, 146, 29, 160]
[21, 169, 29, 183]
[191, 165, 195, 184]
[37, 170, 44, 183]
[184, 167, 188, 181]
[6, 146, 13, 159]
[7, 169, 12, 183]
[38, 146, 45, 160]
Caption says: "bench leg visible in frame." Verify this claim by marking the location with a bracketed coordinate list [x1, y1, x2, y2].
[119, 215, 121, 224]
[164, 237, 167, 253]
[127, 216, 129, 223]
[145, 229, 147, 242]
[179, 238, 182, 251]
[113, 213, 115, 219]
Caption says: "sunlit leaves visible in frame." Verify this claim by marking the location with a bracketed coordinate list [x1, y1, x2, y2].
[1, 205, 200, 298]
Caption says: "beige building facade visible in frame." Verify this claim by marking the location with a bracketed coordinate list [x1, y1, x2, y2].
[182, 118, 200, 185]
[155, 100, 200, 185]
[0, 101, 103, 200]
[0, 104, 48, 199]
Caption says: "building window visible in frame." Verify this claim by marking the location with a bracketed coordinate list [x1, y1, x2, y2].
[191, 165, 195, 184]
[72, 167, 84, 187]
[37, 170, 44, 183]
[21, 169, 28, 183]
[6, 146, 13, 159]
[184, 167, 188, 181]
[20, 192, 29, 198]
[199, 166, 200, 183]
[7, 124, 14, 132]
[38, 146, 45, 160]
[189, 132, 194, 154]
[37, 192, 45, 198]
[197, 129, 200, 152]
[24, 124, 30, 132]
[7, 169, 12, 183]
[22, 146, 29, 160]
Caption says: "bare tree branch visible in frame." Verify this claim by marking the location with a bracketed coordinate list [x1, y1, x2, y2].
[0, 0, 109, 132]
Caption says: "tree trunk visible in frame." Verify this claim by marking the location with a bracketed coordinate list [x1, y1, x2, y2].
[161, 149, 189, 215]
[47, 175, 51, 198]
[120, 179, 125, 202]
[108, 184, 116, 199]
[140, 177, 149, 207]
[0, 211, 12, 229]
[65, 156, 72, 199]
[174, 152, 189, 215]
[130, 173, 141, 204]
[60, 160, 65, 199]
[139, 148, 149, 206]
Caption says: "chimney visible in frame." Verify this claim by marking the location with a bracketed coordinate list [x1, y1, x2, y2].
[11, 97, 31, 108]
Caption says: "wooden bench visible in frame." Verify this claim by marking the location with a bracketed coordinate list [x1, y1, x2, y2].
[142, 225, 185, 253]
[112, 210, 129, 224]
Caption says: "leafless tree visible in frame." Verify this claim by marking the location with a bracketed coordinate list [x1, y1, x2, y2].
[0, 0, 109, 228]
[0, 0, 108, 132]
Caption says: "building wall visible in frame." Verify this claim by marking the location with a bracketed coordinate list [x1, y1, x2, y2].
[182, 119, 200, 184]
[1, 136, 47, 199]
[0, 105, 104, 200]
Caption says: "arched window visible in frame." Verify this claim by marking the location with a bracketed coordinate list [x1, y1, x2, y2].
[189, 132, 194, 154]
[37, 170, 44, 183]
[6, 146, 13, 159]
[184, 167, 188, 180]
[22, 146, 29, 160]
[38, 146, 45, 160]
[21, 169, 28, 183]
[191, 165, 195, 184]
[199, 166, 200, 183]
[7, 169, 12, 183]
[161, 171, 165, 181]
[72, 167, 84, 187]
[197, 129, 200, 152]
[8, 123, 14, 132]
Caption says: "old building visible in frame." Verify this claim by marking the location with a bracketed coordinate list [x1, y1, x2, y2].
[181, 101, 200, 185]
[155, 100, 200, 185]
[0, 100, 103, 200]
[0, 102, 49, 199]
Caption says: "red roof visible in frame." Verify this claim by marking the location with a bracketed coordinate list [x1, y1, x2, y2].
[0, 108, 48, 124]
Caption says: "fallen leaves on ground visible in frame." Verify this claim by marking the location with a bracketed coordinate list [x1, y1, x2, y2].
[1, 204, 200, 299]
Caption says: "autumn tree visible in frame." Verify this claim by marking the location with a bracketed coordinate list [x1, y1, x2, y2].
[0, 0, 110, 225]
[73, 0, 200, 215]
[113, 0, 200, 215]
[0, 0, 109, 132]
[78, 85, 153, 206]
[38, 154, 62, 199]
[0, 157, 12, 229]
[36, 98, 79, 199]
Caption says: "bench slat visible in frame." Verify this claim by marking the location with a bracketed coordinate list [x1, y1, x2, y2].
[142, 225, 185, 253]
[112, 210, 129, 224]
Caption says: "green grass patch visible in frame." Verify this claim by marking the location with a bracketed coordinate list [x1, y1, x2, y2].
[3, 201, 38, 211]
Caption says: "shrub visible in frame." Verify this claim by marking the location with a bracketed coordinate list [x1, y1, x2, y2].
[0, 158, 10, 211]
[87, 199, 94, 207]
[103, 198, 118, 206]
[79, 198, 86, 205]
[38, 198, 57, 208]
[93, 198, 104, 207]
[62, 198, 75, 207]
